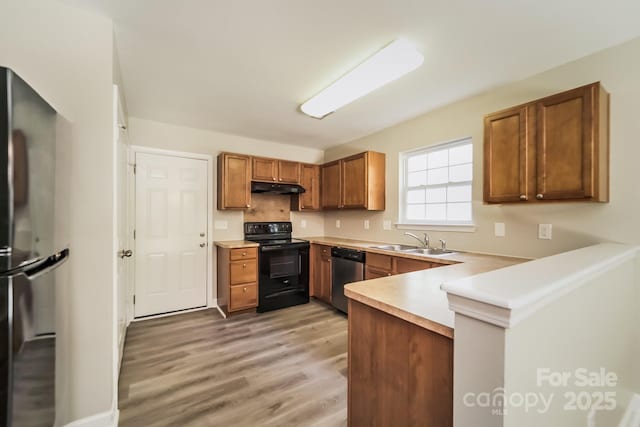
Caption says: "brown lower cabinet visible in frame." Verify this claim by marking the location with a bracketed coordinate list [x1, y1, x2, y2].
[348, 299, 453, 426]
[311, 244, 332, 304]
[365, 252, 442, 278]
[217, 246, 259, 315]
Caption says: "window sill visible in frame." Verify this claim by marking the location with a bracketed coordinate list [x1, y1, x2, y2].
[395, 223, 477, 233]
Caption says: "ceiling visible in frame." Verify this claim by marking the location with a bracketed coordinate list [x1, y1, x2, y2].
[63, 0, 640, 149]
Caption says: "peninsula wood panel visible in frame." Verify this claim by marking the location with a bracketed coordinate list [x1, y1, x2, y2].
[217, 153, 251, 209]
[348, 299, 453, 426]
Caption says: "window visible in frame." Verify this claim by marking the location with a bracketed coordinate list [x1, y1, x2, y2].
[399, 138, 473, 226]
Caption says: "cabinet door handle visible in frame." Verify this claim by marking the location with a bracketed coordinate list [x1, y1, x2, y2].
[242, 263, 247, 268]
[536, 194, 544, 200]
[242, 252, 247, 257]
[519, 195, 527, 201]
[199, 243, 206, 248]
[246, 204, 250, 208]
[243, 287, 247, 292]
[279, 178, 283, 182]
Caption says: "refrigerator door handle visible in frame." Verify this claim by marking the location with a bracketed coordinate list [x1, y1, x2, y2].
[0, 248, 69, 280]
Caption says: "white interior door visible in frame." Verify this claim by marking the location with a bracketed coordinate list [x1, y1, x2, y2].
[116, 124, 129, 351]
[134, 152, 208, 317]
[114, 85, 131, 368]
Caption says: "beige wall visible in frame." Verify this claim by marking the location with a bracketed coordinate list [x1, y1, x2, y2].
[0, 0, 116, 423]
[503, 257, 637, 427]
[128, 117, 326, 241]
[128, 117, 326, 301]
[324, 37, 640, 259]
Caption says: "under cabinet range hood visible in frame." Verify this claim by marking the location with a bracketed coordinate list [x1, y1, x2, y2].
[251, 181, 306, 195]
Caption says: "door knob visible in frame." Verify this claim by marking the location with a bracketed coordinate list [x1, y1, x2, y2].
[200, 232, 205, 237]
[199, 243, 206, 248]
[119, 249, 133, 259]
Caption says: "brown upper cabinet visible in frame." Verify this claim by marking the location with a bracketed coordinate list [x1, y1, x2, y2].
[484, 82, 609, 204]
[321, 151, 386, 210]
[217, 153, 251, 210]
[321, 160, 342, 209]
[252, 157, 300, 184]
[292, 163, 321, 211]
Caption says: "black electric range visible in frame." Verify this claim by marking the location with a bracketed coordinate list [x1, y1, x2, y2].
[244, 222, 310, 312]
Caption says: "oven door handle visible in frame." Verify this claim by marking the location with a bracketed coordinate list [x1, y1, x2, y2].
[299, 254, 302, 275]
[261, 244, 309, 252]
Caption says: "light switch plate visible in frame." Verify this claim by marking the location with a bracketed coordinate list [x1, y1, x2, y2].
[364, 220, 370, 230]
[300, 219, 307, 229]
[538, 224, 552, 240]
[335, 219, 341, 229]
[494, 222, 505, 237]
[383, 220, 392, 230]
[214, 220, 228, 230]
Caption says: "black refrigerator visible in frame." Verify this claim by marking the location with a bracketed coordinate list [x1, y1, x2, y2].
[0, 67, 69, 426]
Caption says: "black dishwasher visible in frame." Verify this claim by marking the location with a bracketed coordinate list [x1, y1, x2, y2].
[331, 247, 366, 314]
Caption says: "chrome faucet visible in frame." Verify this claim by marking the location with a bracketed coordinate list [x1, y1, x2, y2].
[404, 232, 429, 249]
[439, 239, 447, 251]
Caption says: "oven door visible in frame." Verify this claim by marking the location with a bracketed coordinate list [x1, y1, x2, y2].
[258, 245, 309, 312]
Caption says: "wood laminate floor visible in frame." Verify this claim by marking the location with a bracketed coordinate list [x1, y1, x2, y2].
[118, 300, 348, 427]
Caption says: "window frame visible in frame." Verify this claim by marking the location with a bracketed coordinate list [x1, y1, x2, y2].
[398, 137, 475, 230]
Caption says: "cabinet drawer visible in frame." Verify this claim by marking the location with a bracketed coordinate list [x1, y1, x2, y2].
[229, 283, 257, 311]
[365, 266, 392, 280]
[395, 257, 432, 274]
[366, 253, 393, 271]
[230, 260, 257, 285]
[230, 247, 257, 261]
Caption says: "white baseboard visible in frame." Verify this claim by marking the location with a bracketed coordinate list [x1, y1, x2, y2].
[216, 304, 227, 319]
[619, 394, 640, 427]
[64, 408, 118, 427]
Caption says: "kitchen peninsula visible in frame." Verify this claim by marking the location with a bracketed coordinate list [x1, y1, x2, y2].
[305, 237, 527, 426]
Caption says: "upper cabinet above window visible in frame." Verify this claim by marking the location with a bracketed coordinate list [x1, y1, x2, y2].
[484, 82, 609, 204]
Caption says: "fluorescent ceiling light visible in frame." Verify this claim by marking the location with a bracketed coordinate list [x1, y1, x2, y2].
[300, 38, 424, 119]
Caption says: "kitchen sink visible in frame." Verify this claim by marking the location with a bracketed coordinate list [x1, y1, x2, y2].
[402, 248, 457, 256]
[371, 244, 419, 251]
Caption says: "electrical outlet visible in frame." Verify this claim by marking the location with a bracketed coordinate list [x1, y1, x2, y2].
[335, 219, 341, 229]
[364, 220, 370, 230]
[214, 220, 228, 230]
[383, 220, 392, 230]
[494, 222, 505, 237]
[538, 224, 552, 240]
[300, 219, 307, 229]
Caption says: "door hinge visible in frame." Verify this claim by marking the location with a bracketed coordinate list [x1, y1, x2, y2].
[133, 295, 136, 305]
[133, 164, 137, 174]
[133, 229, 136, 240]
